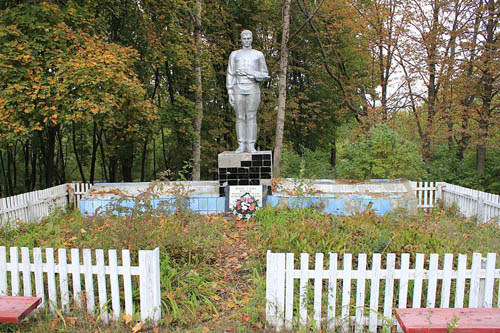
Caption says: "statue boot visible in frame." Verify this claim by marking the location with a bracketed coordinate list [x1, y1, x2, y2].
[235, 121, 246, 153]
[246, 121, 258, 153]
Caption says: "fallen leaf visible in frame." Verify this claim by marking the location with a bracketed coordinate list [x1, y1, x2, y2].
[122, 313, 133, 324]
[65, 316, 77, 325]
[202, 327, 210, 333]
[80, 228, 86, 234]
[48, 319, 58, 328]
[132, 321, 145, 333]
[211, 295, 221, 301]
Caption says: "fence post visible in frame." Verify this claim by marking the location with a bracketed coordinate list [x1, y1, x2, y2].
[266, 250, 286, 331]
[477, 196, 485, 223]
[139, 248, 161, 323]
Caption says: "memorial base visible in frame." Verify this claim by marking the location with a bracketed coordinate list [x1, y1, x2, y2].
[217, 150, 273, 196]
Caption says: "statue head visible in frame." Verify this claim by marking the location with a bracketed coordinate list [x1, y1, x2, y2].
[240, 30, 253, 48]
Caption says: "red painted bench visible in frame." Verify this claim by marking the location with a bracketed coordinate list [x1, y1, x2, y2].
[0, 296, 42, 323]
[395, 308, 500, 333]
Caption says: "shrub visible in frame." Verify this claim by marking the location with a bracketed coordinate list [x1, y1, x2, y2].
[280, 146, 334, 179]
[336, 124, 426, 180]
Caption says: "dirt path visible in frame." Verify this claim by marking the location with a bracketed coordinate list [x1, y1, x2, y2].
[206, 216, 263, 331]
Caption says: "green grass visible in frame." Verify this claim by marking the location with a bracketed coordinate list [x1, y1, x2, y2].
[0, 202, 499, 332]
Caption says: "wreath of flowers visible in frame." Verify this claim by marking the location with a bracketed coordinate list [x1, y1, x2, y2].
[232, 192, 259, 219]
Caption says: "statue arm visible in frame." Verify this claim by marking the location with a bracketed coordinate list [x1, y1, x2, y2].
[226, 52, 236, 95]
[254, 53, 270, 82]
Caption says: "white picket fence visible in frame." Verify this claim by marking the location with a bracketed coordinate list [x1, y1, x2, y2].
[410, 181, 442, 209]
[0, 246, 161, 322]
[0, 184, 69, 224]
[266, 251, 500, 332]
[0, 183, 92, 225]
[440, 183, 500, 224]
[411, 181, 500, 223]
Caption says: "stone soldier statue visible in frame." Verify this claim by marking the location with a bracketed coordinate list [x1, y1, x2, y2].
[227, 30, 269, 153]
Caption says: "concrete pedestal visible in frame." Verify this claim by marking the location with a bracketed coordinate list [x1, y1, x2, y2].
[217, 151, 272, 196]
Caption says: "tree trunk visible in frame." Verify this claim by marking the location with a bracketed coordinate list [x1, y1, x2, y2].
[330, 138, 337, 168]
[192, 0, 203, 181]
[23, 141, 31, 191]
[90, 121, 99, 184]
[273, 0, 292, 177]
[140, 138, 148, 181]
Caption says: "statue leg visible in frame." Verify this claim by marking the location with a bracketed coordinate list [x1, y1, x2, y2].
[245, 92, 260, 153]
[234, 94, 246, 153]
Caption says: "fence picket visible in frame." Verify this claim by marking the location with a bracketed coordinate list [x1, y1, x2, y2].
[58, 248, 70, 312]
[484, 253, 496, 308]
[21, 247, 32, 297]
[109, 250, 120, 320]
[355, 253, 366, 332]
[455, 254, 467, 307]
[46, 248, 57, 311]
[71, 249, 82, 307]
[96, 249, 109, 322]
[122, 249, 133, 316]
[33, 248, 44, 305]
[440, 254, 453, 308]
[299, 253, 309, 327]
[383, 254, 395, 320]
[83, 249, 95, 314]
[326, 253, 338, 331]
[341, 253, 352, 330]
[368, 253, 381, 332]
[313, 253, 323, 330]
[427, 254, 438, 308]
[398, 253, 410, 309]
[10, 247, 19, 296]
[469, 253, 482, 308]
[412, 254, 424, 308]
[0, 247, 6, 296]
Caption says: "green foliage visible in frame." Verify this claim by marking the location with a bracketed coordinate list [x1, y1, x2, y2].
[280, 146, 335, 179]
[336, 124, 426, 180]
[251, 206, 500, 257]
[428, 145, 500, 194]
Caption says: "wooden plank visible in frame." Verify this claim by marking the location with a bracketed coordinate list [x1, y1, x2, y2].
[0, 296, 42, 323]
[396, 308, 500, 332]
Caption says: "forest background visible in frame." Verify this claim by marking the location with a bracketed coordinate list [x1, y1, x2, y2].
[0, 0, 499, 197]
